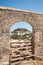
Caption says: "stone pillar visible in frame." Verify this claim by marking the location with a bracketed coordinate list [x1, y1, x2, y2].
[0, 29, 10, 65]
[1, 28, 10, 48]
[34, 30, 43, 58]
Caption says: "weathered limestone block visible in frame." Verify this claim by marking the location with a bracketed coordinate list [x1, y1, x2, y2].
[34, 30, 43, 58]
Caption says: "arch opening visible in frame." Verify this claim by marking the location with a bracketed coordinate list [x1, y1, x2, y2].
[10, 21, 32, 32]
[10, 21, 32, 40]
[9, 21, 34, 65]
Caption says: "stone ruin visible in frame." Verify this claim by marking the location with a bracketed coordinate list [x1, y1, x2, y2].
[0, 6, 43, 65]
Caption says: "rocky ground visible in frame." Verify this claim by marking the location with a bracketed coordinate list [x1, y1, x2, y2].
[0, 60, 43, 65]
[20, 60, 43, 65]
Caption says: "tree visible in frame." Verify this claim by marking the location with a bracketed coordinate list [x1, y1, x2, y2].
[10, 28, 32, 40]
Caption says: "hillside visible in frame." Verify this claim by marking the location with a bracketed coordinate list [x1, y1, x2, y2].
[10, 28, 32, 40]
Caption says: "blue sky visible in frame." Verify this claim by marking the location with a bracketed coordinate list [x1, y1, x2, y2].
[10, 22, 32, 32]
[0, 0, 43, 31]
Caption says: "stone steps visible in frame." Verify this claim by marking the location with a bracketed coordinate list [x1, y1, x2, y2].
[9, 41, 33, 65]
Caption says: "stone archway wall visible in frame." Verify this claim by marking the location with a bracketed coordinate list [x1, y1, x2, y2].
[0, 7, 43, 64]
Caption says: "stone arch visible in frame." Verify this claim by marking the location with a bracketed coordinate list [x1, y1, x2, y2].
[0, 7, 43, 64]
[0, 7, 41, 32]
[8, 13, 35, 31]
[0, 7, 36, 49]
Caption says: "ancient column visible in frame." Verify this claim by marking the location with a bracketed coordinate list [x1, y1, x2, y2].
[1, 28, 10, 65]
[34, 29, 43, 59]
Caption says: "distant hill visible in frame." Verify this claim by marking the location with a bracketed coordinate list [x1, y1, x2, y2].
[10, 28, 32, 40]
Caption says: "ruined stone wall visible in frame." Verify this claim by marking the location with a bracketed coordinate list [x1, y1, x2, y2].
[0, 7, 43, 64]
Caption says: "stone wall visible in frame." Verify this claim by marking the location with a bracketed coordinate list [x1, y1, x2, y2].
[0, 7, 43, 64]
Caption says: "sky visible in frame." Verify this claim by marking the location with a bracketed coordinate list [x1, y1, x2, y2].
[10, 22, 32, 32]
[0, 0, 43, 31]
